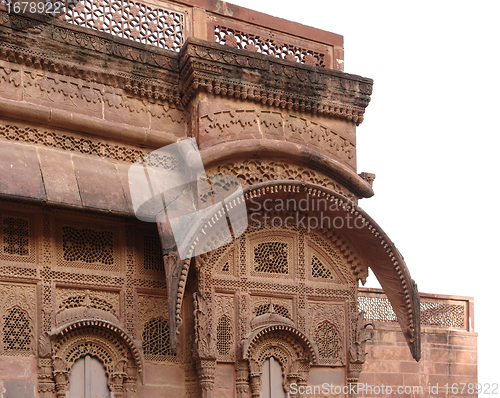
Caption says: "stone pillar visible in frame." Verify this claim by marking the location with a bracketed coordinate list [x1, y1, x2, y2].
[53, 371, 69, 398]
[185, 362, 199, 398]
[249, 372, 262, 398]
[236, 360, 250, 398]
[347, 363, 362, 398]
[296, 375, 308, 398]
[196, 359, 216, 398]
[38, 358, 56, 398]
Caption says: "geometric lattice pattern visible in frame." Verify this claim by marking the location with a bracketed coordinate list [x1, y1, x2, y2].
[314, 321, 340, 360]
[2, 308, 31, 353]
[311, 255, 333, 279]
[62, 226, 114, 265]
[253, 242, 288, 274]
[420, 301, 465, 328]
[143, 235, 163, 272]
[216, 315, 232, 356]
[2, 217, 29, 256]
[358, 294, 467, 329]
[214, 26, 325, 67]
[142, 318, 173, 358]
[60, 0, 185, 51]
[255, 304, 290, 319]
[357, 295, 398, 323]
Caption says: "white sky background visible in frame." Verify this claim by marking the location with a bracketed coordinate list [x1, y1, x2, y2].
[227, 0, 499, 389]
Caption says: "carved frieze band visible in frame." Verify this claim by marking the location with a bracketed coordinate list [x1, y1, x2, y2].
[207, 159, 356, 200]
[200, 110, 355, 167]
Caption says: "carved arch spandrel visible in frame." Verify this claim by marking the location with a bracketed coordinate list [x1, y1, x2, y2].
[242, 324, 318, 397]
[41, 320, 144, 398]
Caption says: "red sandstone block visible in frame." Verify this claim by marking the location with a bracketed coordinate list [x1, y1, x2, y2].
[370, 346, 412, 361]
[449, 363, 478, 376]
[363, 360, 401, 373]
[455, 349, 477, 365]
[403, 373, 426, 387]
[373, 372, 404, 386]
[424, 362, 450, 375]
[428, 375, 477, 386]
[449, 335, 477, 348]
[215, 364, 234, 389]
[137, 385, 184, 397]
[423, 333, 449, 345]
[429, 347, 455, 363]
[399, 361, 423, 374]
[358, 372, 375, 385]
[38, 147, 82, 207]
[143, 363, 185, 385]
[373, 330, 398, 343]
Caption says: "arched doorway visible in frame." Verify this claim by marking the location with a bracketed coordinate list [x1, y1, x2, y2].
[66, 355, 110, 398]
[260, 357, 286, 398]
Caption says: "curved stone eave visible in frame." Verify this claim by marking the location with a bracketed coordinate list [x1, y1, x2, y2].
[166, 179, 420, 361]
[200, 139, 374, 199]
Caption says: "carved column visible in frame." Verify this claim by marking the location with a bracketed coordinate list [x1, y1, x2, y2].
[196, 359, 216, 398]
[236, 360, 250, 398]
[347, 363, 362, 398]
[53, 371, 69, 398]
[38, 358, 56, 398]
[249, 372, 262, 398]
[347, 311, 374, 398]
[185, 362, 199, 398]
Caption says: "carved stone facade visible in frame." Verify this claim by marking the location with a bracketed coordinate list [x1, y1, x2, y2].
[0, 1, 476, 397]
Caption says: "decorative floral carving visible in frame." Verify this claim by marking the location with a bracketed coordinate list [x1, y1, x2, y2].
[193, 292, 217, 360]
[308, 302, 346, 365]
[0, 282, 36, 355]
[349, 311, 374, 365]
[208, 159, 355, 200]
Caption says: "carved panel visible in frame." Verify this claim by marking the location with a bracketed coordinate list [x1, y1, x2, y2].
[0, 282, 36, 356]
[199, 110, 355, 168]
[135, 228, 164, 277]
[55, 288, 120, 326]
[308, 302, 346, 365]
[22, 70, 103, 117]
[0, 63, 22, 100]
[248, 234, 294, 279]
[0, 123, 145, 163]
[0, 210, 36, 264]
[56, 222, 120, 271]
[136, 294, 176, 362]
[60, 0, 187, 51]
[214, 294, 235, 362]
[211, 18, 329, 68]
[251, 296, 293, 323]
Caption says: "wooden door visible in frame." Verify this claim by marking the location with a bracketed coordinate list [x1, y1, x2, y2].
[260, 357, 286, 398]
[66, 355, 110, 398]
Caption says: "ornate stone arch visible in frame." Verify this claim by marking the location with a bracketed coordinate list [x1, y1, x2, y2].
[163, 179, 420, 362]
[41, 319, 144, 398]
[242, 324, 318, 397]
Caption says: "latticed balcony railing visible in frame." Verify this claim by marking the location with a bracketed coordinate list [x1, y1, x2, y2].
[0, 0, 343, 70]
[358, 288, 474, 331]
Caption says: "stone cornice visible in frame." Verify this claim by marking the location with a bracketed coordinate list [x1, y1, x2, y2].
[1, 11, 373, 125]
[180, 38, 373, 125]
